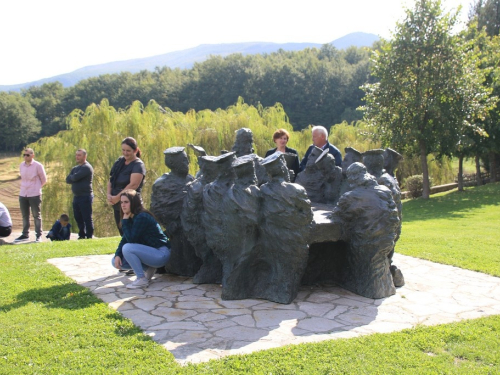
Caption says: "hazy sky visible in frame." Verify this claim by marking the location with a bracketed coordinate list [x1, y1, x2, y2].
[1, 0, 473, 85]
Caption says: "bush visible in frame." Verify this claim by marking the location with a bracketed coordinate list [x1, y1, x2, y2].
[404, 175, 433, 198]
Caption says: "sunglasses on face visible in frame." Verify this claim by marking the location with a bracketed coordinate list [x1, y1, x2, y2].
[23, 154, 32, 157]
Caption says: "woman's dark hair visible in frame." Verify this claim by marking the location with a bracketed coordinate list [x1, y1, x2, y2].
[272, 128, 290, 141]
[119, 189, 154, 225]
[121, 137, 141, 158]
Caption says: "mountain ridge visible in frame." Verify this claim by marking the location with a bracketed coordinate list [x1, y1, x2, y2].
[1, 32, 379, 92]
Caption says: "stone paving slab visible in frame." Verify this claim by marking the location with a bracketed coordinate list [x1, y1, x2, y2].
[48, 253, 500, 365]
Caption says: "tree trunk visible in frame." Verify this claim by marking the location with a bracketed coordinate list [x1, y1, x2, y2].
[475, 154, 482, 186]
[490, 151, 497, 183]
[458, 155, 464, 192]
[419, 140, 430, 199]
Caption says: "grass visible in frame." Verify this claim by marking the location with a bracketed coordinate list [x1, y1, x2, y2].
[398, 182, 500, 277]
[1, 184, 499, 373]
[451, 157, 479, 176]
[0, 155, 19, 181]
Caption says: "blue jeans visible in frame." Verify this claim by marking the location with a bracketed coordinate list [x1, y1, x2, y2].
[73, 195, 94, 238]
[47, 226, 70, 241]
[112, 244, 170, 278]
[19, 195, 42, 237]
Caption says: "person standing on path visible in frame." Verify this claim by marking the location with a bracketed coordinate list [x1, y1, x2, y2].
[66, 149, 94, 239]
[15, 148, 47, 243]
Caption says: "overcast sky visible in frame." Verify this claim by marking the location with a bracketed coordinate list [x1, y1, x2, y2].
[1, 0, 473, 85]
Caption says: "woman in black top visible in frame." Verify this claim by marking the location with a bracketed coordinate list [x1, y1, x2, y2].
[107, 137, 146, 235]
[265, 129, 300, 177]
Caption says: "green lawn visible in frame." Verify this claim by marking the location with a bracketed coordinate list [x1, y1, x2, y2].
[1, 183, 499, 374]
[398, 182, 500, 277]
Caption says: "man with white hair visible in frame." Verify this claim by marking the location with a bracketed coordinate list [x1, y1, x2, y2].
[299, 125, 342, 172]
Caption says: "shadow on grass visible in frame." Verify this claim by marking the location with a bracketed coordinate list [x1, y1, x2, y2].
[402, 182, 500, 223]
[0, 282, 101, 313]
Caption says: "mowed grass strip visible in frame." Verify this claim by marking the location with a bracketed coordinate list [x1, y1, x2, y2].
[0, 183, 499, 374]
[0, 239, 177, 373]
[398, 182, 500, 277]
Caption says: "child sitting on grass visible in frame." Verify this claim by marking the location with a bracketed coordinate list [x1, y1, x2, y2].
[46, 214, 71, 241]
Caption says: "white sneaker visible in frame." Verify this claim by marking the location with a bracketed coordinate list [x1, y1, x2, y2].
[126, 277, 149, 289]
[145, 267, 157, 281]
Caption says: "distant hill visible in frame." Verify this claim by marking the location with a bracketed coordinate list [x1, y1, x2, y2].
[1, 32, 379, 92]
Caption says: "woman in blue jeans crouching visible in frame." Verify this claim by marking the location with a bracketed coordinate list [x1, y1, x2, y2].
[112, 189, 171, 289]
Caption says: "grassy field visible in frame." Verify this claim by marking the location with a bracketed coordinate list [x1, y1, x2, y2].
[398, 182, 500, 277]
[0, 183, 499, 373]
[451, 157, 480, 176]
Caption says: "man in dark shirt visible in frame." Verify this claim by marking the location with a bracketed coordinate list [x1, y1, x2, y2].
[299, 125, 342, 172]
[66, 149, 94, 239]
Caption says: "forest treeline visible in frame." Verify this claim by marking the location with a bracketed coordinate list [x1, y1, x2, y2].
[0, 44, 373, 151]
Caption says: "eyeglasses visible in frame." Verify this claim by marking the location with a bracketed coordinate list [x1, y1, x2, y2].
[23, 154, 32, 157]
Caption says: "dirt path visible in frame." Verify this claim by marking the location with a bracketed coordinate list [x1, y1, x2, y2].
[0, 178, 22, 229]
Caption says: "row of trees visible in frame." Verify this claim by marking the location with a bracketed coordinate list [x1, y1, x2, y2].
[361, 0, 500, 198]
[31, 98, 453, 237]
[0, 45, 372, 151]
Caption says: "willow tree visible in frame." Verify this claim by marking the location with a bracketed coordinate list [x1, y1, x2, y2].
[30, 98, 295, 237]
[361, 0, 492, 199]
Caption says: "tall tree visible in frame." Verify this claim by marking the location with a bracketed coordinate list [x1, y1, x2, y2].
[0, 92, 41, 151]
[469, 1, 500, 182]
[470, 0, 500, 36]
[361, 0, 492, 198]
[23, 82, 66, 137]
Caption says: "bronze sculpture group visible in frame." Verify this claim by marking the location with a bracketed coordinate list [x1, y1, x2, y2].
[150, 128, 404, 304]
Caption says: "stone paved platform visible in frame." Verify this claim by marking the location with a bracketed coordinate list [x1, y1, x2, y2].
[48, 253, 500, 365]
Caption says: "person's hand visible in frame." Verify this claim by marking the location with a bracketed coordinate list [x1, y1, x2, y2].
[107, 193, 113, 205]
[114, 256, 122, 269]
[109, 195, 120, 205]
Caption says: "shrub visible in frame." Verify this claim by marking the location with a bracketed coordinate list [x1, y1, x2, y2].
[404, 174, 433, 198]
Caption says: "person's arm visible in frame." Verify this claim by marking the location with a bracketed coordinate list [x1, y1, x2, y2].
[333, 149, 342, 167]
[66, 167, 75, 184]
[63, 224, 71, 240]
[109, 173, 143, 205]
[66, 165, 91, 183]
[38, 163, 47, 187]
[114, 236, 127, 268]
[107, 181, 113, 205]
[52, 221, 64, 240]
[121, 213, 150, 244]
